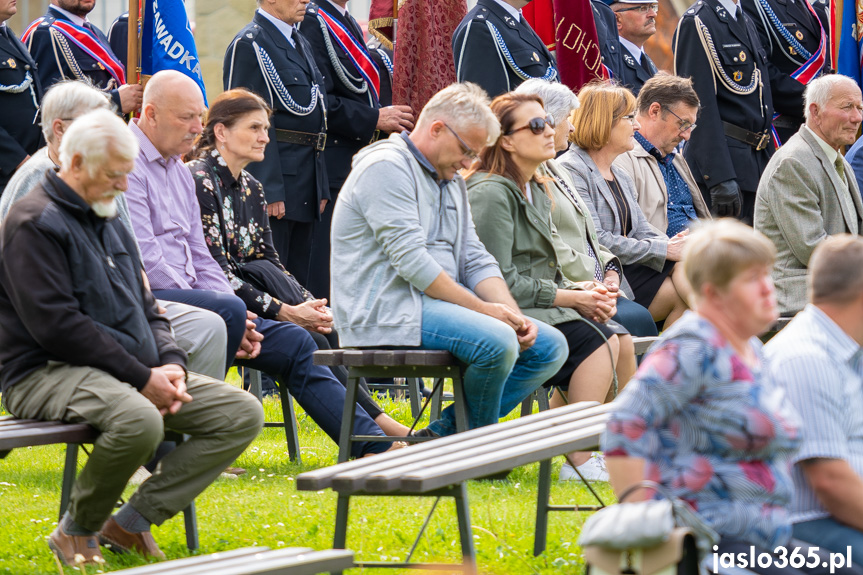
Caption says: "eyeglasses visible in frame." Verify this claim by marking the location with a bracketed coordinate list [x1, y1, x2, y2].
[620, 114, 637, 124]
[662, 106, 697, 133]
[505, 115, 556, 136]
[614, 3, 659, 14]
[443, 122, 480, 160]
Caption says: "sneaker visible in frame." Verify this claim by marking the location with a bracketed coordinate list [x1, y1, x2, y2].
[560, 453, 609, 482]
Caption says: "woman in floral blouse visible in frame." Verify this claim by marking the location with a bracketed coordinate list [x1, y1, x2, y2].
[187, 88, 408, 436]
[603, 220, 841, 574]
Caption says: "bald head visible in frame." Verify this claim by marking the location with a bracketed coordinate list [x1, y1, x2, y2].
[138, 70, 206, 159]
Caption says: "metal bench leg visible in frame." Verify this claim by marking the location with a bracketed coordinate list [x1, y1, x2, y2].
[429, 378, 443, 422]
[277, 384, 301, 464]
[183, 500, 199, 551]
[451, 372, 469, 433]
[407, 377, 422, 420]
[537, 388, 550, 411]
[520, 392, 534, 417]
[248, 368, 263, 402]
[337, 374, 360, 463]
[534, 458, 552, 556]
[59, 444, 79, 520]
[332, 494, 351, 575]
[454, 483, 477, 575]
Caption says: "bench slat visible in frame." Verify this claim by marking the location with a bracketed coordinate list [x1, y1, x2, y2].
[201, 549, 354, 575]
[112, 548, 270, 574]
[296, 402, 609, 491]
[632, 336, 658, 356]
[0, 423, 98, 450]
[312, 349, 456, 367]
[358, 415, 608, 493]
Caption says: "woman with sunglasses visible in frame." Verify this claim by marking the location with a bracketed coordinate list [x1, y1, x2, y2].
[465, 92, 636, 481]
[560, 82, 691, 330]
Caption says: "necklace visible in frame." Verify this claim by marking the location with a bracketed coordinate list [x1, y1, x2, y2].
[607, 176, 629, 238]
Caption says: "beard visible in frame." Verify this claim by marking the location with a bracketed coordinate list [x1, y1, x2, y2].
[91, 198, 118, 219]
[56, 0, 94, 18]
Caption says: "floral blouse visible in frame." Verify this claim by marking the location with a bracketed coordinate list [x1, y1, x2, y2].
[602, 312, 801, 549]
[188, 149, 312, 319]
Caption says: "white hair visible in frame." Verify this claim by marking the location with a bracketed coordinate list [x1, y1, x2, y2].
[515, 79, 580, 126]
[417, 82, 501, 145]
[59, 109, 138, 177]
[41, 80, 113, 143]
[804, 74, 860, 121]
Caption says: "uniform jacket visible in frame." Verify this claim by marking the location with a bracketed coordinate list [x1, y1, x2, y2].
[673, 0, 775, 193]
[619, 46, 657, 96]
[467, 172, 585, 327]
[754, 127, 863, 315]
[224, 11, 330, 222]
[592, 0, 625, 81]
[741, 0, 827, 140]
[24, 6, 123, 110]
[368, 43, 393, 106]
[108, 12, 129, 71]
[0, 24, 42, 190]
[299, 1, 379, 192]
[0, 170, 186, 394]
[613, 144, 710, 233]
[452, 0, 557, 98]
[559, 146, 668, 272]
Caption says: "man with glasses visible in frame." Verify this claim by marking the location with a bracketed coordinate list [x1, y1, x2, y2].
[614, 73, 710, 235]
[755, 74, 863, 316]
[331, 82, 567, 438]
[673, 0, 775, 224]
[610, 0, 659, 96]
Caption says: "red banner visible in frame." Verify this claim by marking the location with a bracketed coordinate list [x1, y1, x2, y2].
[368, 0, 396, 50]
[522, 0, 557, 52]
[392, 0, 467, 117]
[553, 0, 608, 91]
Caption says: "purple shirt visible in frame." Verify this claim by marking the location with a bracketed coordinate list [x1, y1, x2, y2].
[125, 120, 232, 293]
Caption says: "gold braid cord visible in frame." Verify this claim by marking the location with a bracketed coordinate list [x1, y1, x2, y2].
[694, 15, 762, 111]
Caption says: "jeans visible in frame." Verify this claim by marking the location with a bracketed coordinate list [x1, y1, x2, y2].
[614, 296, 659, 337]
[794, 517, 863, 568]
[153, 288, 389, 458]
[420, 297, 568, 437]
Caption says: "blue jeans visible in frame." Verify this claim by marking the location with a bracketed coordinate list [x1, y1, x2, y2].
[614, 296, 658, 337]
[794, 517, 863, 568]
[153, 288, 388, 458]
[420, 297, 568, 437]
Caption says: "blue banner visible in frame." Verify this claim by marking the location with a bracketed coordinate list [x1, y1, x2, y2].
[837, 0, 863, 87]
[141, 0, 207, 104]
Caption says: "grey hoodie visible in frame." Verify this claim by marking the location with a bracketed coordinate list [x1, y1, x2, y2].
[330, 133, 502, 347]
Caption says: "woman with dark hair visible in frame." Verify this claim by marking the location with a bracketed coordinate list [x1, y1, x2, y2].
[465, 92, 636, 481]
[560, 82, 691, 330]
[187, 88, 408, 436]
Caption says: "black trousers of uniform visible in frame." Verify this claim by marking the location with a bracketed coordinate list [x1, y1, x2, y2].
[270, 217, 315, 287]
[307, 192, 336, 300]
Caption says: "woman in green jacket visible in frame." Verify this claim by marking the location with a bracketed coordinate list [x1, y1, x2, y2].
[466, 92, 636, 481]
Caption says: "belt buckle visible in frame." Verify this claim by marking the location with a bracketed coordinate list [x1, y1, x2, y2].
[316, 132, 327, 152]
[756, 132, 770, 151]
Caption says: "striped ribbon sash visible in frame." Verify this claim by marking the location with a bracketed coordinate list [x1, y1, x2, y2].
[317, 7, 380, 101]
[23, 17, 125, 85]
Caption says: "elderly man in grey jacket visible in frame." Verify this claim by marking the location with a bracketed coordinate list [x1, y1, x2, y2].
[755, 74, 863, 316]
[331, 82, 567, 438]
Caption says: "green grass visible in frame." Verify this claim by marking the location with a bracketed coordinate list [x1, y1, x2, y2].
[0, 373, 611, 574]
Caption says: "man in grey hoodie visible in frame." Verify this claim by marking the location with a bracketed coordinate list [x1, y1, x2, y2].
[331, 82, 568, 438]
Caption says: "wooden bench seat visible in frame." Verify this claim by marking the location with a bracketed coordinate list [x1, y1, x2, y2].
[0, 416, 199, 550]
[297, 401, 611, 574]
[113, 546, 354, 575]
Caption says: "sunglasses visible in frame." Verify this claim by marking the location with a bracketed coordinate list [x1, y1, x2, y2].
[505, 115, 556, 136]
[615, 3, 659, 14]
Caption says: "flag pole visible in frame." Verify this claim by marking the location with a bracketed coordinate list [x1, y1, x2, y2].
[392, 0, 398, 45]
[127, 0, 140, 85]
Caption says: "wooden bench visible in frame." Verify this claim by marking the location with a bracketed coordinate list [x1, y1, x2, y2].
[297, 401, 611, 574]
[313, 350, 469, 463]
[0, 416, 200, 550]
[113, 546, 354, 574]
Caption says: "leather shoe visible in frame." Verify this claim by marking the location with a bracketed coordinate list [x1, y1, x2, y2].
[99, 516, 165, 559]
[48, 526, 104, 565]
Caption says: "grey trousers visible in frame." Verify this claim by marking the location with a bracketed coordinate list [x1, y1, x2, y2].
[160, 300, 227, 380]
[3, 363, 263, 531]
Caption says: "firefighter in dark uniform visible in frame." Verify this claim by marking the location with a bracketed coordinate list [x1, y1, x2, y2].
[23, 2, 141, 114]
[224, 0, 329, 286]
[0, 12, 42, 195]
[610, 0, 659, 95]
[452, 0, 557, 98]
[107, 11, 128, 71]
[298, 0, 413, 299]
[673, 0, 774, 224]
[367, 38, 394, 106]
[741, 0, 829, 143]
[594, 0, 625, 80]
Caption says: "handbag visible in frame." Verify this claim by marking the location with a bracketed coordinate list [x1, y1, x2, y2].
[578, 481, 718, 575]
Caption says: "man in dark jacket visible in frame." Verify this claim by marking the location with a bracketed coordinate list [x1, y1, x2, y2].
[0, 109, 263, 566]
